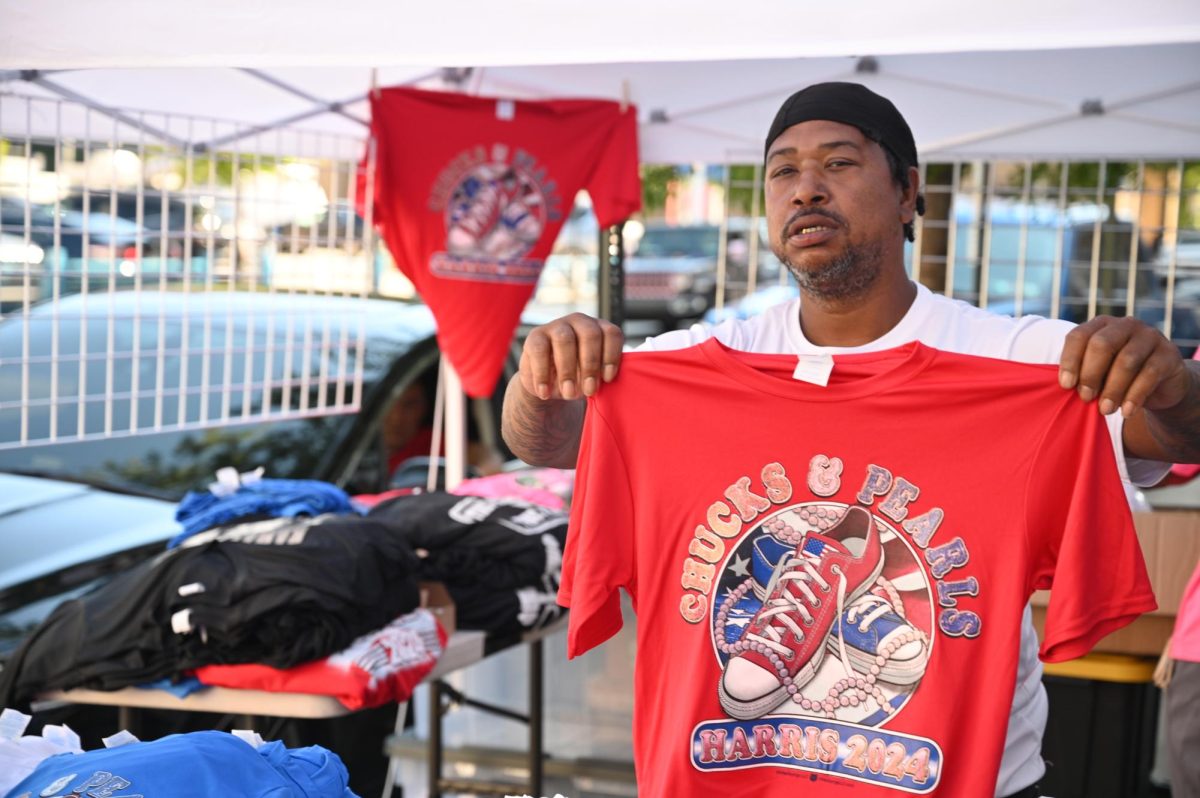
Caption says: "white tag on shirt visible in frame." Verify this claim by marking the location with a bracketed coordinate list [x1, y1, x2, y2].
[496, 99, 515, 121]
[0, 708, 31, 740]
[102, 730, 139, 748]
[232, 729, 267, 749]
[793, 354, 834, 386]
[41, 723, 81, 752]
[171, 608, 193, 634]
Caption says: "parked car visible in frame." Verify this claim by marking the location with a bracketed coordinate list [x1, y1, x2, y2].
[0, 196, 218, 303]
[0, 472, 181, 662]
[624, 221, 782, 325]
[59, 191, 226, 273]
[0, 289, 518, 789]
[0, 290, 516, 639]
[0, 196, 142, 264]
[0, 290, 514, 499]
[0, 233, 46, 313]
[268, 205, 366, 254]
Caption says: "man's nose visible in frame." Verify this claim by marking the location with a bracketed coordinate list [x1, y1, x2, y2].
[791, 168, 828, 206]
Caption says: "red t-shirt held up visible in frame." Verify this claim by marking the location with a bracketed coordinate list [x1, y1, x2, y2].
[561, 341, 1155, 797]
[366, 86, 641, 397]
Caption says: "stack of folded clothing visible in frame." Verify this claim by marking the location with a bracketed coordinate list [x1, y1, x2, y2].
[2, 729, 359, 798]
[0, 513, 421, 709]
[193, 607, 447, 710]
[367, 492, 569, 638]
[450, 467, 575, 511]
[172, 474, 357, 548]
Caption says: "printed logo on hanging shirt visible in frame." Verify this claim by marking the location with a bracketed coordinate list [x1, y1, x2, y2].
[675, 455, 985, 792]
[426, 143, 564, 284]
[39, 771, 143, 798]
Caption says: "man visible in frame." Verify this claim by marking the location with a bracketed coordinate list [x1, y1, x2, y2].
[502, 82, 1200, 798]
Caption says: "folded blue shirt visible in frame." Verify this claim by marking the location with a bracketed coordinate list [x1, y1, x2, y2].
[4, 730, 359, 798]
[171, 479, 355, 547]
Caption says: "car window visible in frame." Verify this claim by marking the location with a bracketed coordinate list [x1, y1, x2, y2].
[0, 293, 437, 498]
[634, 227, 720, 258]
[0, 415, 348, 499]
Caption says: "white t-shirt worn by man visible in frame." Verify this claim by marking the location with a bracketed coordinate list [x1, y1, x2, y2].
[638, 281, 1169, 798]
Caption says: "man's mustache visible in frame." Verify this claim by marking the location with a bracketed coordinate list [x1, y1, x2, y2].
[782, 208, 847, 243]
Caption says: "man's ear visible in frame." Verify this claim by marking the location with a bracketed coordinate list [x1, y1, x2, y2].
[899, 165, 920, 225]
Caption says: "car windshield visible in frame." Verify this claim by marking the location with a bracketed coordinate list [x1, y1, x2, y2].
[634, 227, 720, 258]
[2, 415, 349, 500]
[0, 292, 436, 499]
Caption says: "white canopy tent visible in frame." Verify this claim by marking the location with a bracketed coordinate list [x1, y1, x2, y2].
[1, 0, 1199, 162]
[2, 0, 1198, 468]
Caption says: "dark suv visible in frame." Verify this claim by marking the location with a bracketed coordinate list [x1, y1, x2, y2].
[624, 222, 781, 325]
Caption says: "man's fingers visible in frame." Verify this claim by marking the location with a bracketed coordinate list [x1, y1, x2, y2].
[1120, 351, 1170, 417]
[1059, 315, 1186, 419]
[548, 321, 581, 399]
[1093, 331, 1159, 414]
[601, 320, 624, 384]
[1058, 318, 1106, 390]
[572, 318, 606, 397]
[1123, 338, 1190, 415]
[520, 330, 556, 400]
[518, 314, 625, 402]
[1073, 318, 1135, 403]
[573, 316, 624, 396]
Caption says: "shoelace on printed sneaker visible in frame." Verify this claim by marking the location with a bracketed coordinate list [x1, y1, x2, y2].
[845, 594, 893, 632]
[834, 592, 891, 676]
[744, 551, 846, 661]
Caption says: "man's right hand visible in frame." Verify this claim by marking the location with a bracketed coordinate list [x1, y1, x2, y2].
[502, 313, 624, 468]
[518, 312, 625, 401]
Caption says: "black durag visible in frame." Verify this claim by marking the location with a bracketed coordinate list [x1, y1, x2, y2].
[764, 82, 918, 172]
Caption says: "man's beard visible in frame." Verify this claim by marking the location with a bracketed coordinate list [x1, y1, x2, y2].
[776, 239, 884, 303]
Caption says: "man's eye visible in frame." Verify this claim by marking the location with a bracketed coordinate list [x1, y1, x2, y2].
[771, 167, 795, 178]
[828, 159, 853, 168]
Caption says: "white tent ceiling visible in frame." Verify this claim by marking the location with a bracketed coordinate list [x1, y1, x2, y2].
[1, 0, 1199, 163]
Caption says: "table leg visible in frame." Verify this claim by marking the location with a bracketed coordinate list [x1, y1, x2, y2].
[429, 680, 444, 798]
[117, 705, 134, 736]
[380, 700, 409, 798]
[529, 638, 544, 796]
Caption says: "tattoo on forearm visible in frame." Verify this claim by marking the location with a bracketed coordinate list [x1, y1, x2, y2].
[502, 384, 585, 468]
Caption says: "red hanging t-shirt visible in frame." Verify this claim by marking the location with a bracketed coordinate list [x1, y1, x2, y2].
[560, 341, 1156, 797]
[367, 86, 641, 397]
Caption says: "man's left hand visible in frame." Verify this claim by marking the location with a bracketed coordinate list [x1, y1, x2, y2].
[1059, 315, 1200, 463]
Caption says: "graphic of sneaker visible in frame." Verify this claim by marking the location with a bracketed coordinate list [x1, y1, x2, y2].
[827, 593, 929, 685]
[750, 534, 793, 601]
[719, 506, 883, 720]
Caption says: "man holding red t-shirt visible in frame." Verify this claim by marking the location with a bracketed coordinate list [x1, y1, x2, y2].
[502, 83, 1200, 797]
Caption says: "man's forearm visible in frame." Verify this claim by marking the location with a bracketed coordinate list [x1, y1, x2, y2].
[501, 375, 586, 468]
[1138, 361, 1200, 464]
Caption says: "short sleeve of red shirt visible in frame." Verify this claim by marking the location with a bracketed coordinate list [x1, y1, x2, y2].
[585, 109, 642, 228]
[1025, 397, 1158, 662]
[559, 402, 635, 658]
